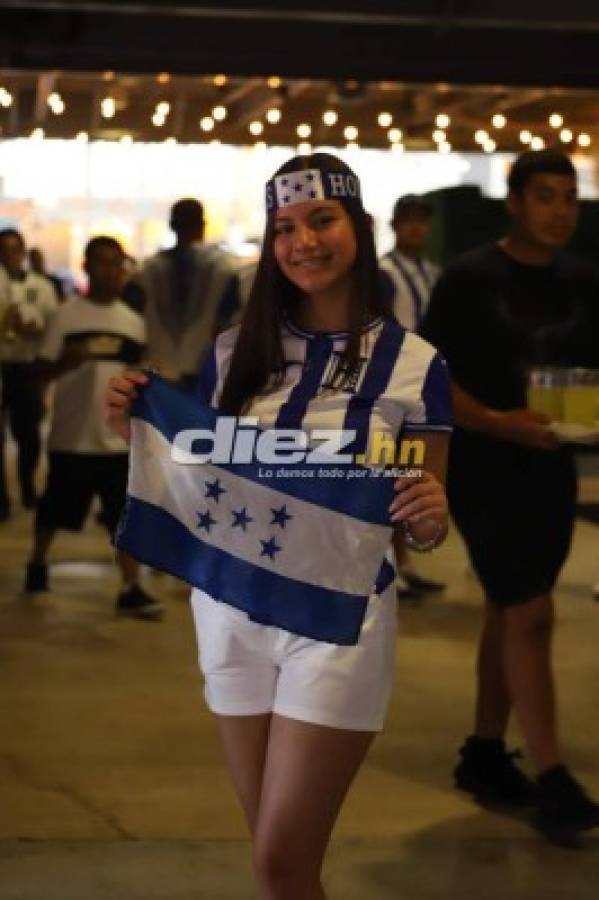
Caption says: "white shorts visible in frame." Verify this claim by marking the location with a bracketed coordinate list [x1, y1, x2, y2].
[190, 586, 398, 732]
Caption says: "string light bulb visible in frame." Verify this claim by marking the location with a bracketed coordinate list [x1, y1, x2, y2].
[213, 74, 227, 87]
[100, 97, 116, 119]
[519, 129, 532, 144]
[530, 136, 545, 151]
[432, 129, 446, 143]
[388, 127, 403, 143]
[343, 125, 358, 141]
[322, 110, 338, 126]
[266, 108, 281, 124]
[212, 105, 227, 121]
[492, 113, 506, 128]
[297, 123, 312, 138]
[578, 132, 592, 147]
[474, 129, 489, 145]
[200, 116, 215, 132]
[435, 113, 451, 128]
[559, 127, 573, 143]
[0, 87, 13, 107]
[48, 93, 65, 115]
[297, 142, 312, 155]
[249, 120, 264, 136]
[549, 113, 563, 128]
[378, 112, 393, 127]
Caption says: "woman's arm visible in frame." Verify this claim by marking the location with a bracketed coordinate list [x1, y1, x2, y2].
[389, 430, 449, 552]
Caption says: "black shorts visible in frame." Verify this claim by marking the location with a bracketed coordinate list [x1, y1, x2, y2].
[447, 432, 577, 607]
[36, 452, 129, 534]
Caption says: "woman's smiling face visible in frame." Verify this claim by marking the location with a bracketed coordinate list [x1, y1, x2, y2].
[273, 199, 357, 299]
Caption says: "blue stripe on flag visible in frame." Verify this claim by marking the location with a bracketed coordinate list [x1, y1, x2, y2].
[343, 321, 405, 456]
[117, 496, 369, 645]
[132, 375, 396, 525]
[374, 557, 396, 594]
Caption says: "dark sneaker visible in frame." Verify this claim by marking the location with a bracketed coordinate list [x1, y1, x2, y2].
[116, 584, 164, 621]
[25, 562, 49, 593]
[534, 765, 599, 847]
[454, 735, 537, 807]
[399, 569, 446, 593]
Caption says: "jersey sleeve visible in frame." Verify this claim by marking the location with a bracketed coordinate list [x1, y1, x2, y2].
[402, 350, 453, 433]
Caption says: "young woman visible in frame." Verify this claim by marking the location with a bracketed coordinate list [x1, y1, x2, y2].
[106, 153, 451, 900]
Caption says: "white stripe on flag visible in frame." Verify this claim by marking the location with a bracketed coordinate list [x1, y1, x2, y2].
[128, 418, 392, 597]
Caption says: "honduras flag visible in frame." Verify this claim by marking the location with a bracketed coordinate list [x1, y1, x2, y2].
[115, 375, 396, 645]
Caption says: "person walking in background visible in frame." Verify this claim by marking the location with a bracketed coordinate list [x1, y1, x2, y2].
[380, 194, 440, 333]
[25, 236, 163, 621]
[380, 194, 445, 600]
[28, 246, 65, 302]
[422, 150, 599, 846]
[106, 153, 452, 898]
[0, 228, 58, 518]
[124, 198, 241, 386]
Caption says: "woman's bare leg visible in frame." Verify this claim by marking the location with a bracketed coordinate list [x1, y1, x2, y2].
[252, 715, 375, 900]
[214, 714, 272, 833]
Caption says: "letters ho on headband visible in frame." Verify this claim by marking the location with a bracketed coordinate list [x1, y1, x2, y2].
[265, 169, 362, 213]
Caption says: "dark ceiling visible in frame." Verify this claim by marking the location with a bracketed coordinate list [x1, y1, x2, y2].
[2, 2, 599, 87]
[1, 3, 599, 151]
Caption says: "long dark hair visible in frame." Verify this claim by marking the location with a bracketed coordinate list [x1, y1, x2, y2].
[219, 152, 392, 415]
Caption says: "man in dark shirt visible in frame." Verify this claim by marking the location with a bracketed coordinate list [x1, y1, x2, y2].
[422, 150, 599, 845]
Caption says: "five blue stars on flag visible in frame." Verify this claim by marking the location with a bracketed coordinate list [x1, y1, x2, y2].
[198, 481, 291, 562]
[205, 478, 226, 503]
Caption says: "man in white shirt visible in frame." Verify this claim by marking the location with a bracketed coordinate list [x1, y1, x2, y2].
[0, 229, 57, 517]
[380, 194, 441, 333]
[25, 236, 163, 621]
[379, 197, 445, 599]
[123, 198, 241, 385]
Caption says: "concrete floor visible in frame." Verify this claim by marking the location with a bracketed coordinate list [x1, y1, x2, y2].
[1, 469, 599, 898]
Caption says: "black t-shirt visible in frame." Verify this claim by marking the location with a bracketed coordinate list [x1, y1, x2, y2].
[421, 243, 599, 411]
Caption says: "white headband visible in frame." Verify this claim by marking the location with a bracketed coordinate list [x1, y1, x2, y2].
[265, 168, 361, 212]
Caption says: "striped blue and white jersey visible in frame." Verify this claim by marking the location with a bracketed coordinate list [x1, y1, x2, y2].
[199, 316, 452, 452]
[379, 251, 441, 332]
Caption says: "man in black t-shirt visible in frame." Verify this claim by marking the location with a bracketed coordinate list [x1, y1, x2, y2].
[422, 150, 599, 845]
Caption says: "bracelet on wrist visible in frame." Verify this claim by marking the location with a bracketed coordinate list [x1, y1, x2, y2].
[402, 518, 446, 553]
